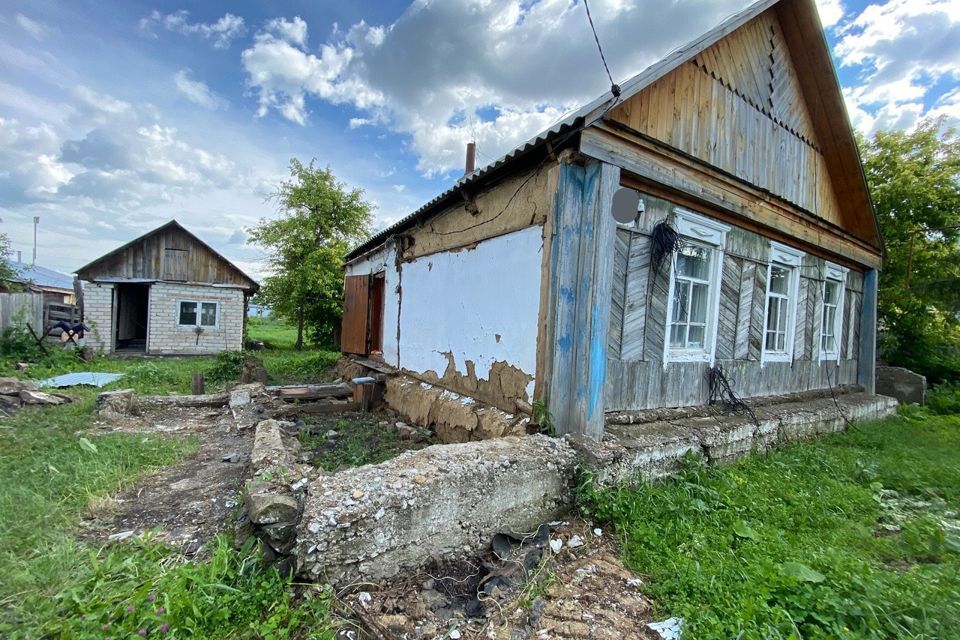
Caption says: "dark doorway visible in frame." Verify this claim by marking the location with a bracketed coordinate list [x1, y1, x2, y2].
[369, 273, 385, 355]
[115, 284, 149, 352]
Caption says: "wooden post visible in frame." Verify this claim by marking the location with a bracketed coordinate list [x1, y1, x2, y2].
[192, 373, 205, 395]
[857, 268, 878, 394]
[546, 156, 620, 440]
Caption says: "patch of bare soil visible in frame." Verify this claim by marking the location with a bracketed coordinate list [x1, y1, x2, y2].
[348, 520, 656, 640]
[77, 406, 252, 555]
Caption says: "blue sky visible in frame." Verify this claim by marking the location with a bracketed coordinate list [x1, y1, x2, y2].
[0, 0, 957, 278]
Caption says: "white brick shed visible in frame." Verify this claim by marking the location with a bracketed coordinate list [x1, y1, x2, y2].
[76, 221, 258, 356]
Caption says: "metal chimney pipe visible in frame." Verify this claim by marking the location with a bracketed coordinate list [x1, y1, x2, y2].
[32, 216, 39, 265]
[464, 142, 476, 175]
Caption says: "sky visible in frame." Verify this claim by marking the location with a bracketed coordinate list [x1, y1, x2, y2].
[0, 0, 958, 279]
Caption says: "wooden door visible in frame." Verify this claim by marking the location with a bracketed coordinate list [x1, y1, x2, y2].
[341, 275, 370, 354]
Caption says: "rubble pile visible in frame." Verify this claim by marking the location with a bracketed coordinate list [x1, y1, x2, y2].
[0, 376, 71, 417]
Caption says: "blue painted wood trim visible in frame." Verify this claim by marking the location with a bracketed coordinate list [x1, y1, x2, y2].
[858, 268, 877, 394]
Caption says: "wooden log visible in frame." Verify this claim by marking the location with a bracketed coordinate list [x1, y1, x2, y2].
[139, 392, 229, 408]
[268, 383, 353, 401]
[273, 401, 362, 418]
[191, 373, 205, 395]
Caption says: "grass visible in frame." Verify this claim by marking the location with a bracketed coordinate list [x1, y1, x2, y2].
[0, 322, 340, 638]
[579, 410, 960, 640]
[299, 413, 432, 472]
[248, 317, 300, 350]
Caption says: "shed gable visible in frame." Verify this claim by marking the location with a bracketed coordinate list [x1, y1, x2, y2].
[608, 8, 848, 232]
[77, 221, 257, 291]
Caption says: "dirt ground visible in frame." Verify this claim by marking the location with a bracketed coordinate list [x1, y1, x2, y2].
[78, 405, 252, 555]
[76, 402, 661, 639]
[350, 520, 658, 640]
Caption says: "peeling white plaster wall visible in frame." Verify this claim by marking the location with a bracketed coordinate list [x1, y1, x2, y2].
[344, 241, 400, 367]
[398, 226, 543, 399]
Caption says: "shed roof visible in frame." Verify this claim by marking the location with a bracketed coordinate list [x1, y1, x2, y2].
[4, 260, 75, 293]
[346, 0, 878, 261]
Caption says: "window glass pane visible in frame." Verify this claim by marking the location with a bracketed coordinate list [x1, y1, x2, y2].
[179, 301, 197, 325]
[778, 302, 788, 332]
[824, 280, 840, 304]
[670, 324, 685, 348]
[200, 302, 217, 326]
[688, 325, 705, 348]
[673, 282, 689, 323]
[766, 297, 779, 333]
[765, 330, 777, 351]
[677, 245, 710, 280]
[776, 331, 786, 351]
[689, 283, 708, 323]
[823, 333, 836, 353]
[770, 265, 789, 294]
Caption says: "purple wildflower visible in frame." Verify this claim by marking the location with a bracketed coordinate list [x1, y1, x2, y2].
[156, 607, 165, 615]
[159, 623, 170, 634]
[126, 605, 135, 613]
[147, 594, 156, 602]
[138, 628, 147, 637]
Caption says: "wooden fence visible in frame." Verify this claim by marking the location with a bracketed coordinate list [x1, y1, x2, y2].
[0, 292, 44, 332]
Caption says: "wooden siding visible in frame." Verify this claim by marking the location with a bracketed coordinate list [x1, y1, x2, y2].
[605, 192, 863, 411]
[78, 224, 255, 289]
[608, 9, 845, 229]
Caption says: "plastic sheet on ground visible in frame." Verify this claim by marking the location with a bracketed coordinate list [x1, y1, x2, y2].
[647, 617, 683, 640]
[36, 372, 124, 388]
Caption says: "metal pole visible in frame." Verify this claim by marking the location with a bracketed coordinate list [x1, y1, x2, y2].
[32, 216, 39, 266]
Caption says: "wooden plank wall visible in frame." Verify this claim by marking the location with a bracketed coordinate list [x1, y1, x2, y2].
[0, 292, 44, 331]
[608, 10, 844, 229]
[78, 226, 252, 287]
[604, 193, 863, 411]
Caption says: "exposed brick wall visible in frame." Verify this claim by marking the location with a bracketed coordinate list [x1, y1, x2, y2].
[147, 282, 244, 355]
[83, 283, 114, 354]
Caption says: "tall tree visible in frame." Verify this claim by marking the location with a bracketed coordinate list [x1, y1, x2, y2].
[0, 233, 18, 290]
[248, 159, 373, 349]
[860, 118, 960, 381]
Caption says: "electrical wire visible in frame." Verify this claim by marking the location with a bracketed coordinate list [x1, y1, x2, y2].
[583, 0, 620, 97]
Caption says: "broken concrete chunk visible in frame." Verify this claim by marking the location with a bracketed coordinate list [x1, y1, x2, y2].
[19, 389, 69, 405]
[97, 389, 136, 416]
[246, 492, 300, 526]
[222, 452, 243, 463]
[250, 419, 289, 472]
[0, 376, 38, 395]
[229, 389, 252, 407]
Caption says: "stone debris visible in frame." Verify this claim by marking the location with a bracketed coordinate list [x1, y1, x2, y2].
[97, 388, 136, 418]
[0, 377, 71, 417]
[647, 617, 683, 640]
[107, 530, 136, 542]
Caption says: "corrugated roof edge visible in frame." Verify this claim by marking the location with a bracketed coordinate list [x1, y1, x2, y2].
[344, 115, 586, 262]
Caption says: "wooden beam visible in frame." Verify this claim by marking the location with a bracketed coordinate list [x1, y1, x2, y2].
[858, 268, 878, 394]
[579, 125, 882, 269]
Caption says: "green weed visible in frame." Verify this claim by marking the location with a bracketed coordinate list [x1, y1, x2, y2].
[578, 414, 960, 639]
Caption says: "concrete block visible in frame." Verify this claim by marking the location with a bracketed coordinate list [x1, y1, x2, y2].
[876, 366, 926, 405]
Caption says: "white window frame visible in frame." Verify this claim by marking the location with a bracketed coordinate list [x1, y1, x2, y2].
[663, 209, 730, 366]
[176, 299, 219, 329]
[819, 262, 848, 363]
[761, 241, 804, 365]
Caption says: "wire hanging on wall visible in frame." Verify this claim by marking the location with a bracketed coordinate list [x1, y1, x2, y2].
[649, 220, 683, 275]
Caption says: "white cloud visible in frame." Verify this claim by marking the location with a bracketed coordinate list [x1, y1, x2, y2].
[241, 0, 750, 175]
[815, 0, 846, 28]
[15, 13, 53, 41]
[140, 10, 246, 49]
[835, 0, 960, 133]
[262, 17, 308, 47]
[174, 69, 225, 110]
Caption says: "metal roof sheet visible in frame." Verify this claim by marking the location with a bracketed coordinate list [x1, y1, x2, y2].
[36, 372, 124, 388]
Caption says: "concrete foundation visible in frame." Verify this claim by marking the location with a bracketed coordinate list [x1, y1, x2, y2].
[296, 435, 576, 584]
[273, 392, 897, 584]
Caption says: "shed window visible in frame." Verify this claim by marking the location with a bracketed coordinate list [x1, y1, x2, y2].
[178, 300, 218, 327]
[762, 241, 805, 364]
[820, 263, 848, 362]
[663, 209, 729, 365]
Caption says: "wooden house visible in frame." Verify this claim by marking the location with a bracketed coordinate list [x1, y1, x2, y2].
[341, 0, 882, 439]
[77, 221, 258, 355]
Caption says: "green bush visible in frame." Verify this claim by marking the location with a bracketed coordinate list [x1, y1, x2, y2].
[926, 382, 960, 415]
[205, 351, 263, 385]
[0, 325, 45, 361]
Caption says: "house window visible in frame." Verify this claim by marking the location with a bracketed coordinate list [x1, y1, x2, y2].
[820, 262, 848, 362]
[762, 242, 805, 364]
[178, 300, 218, 327]
[663, 209, 729, 364]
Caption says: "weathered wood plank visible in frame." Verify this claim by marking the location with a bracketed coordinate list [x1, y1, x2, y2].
[621, 234, 651, 361]
[717, 255, 741, 360]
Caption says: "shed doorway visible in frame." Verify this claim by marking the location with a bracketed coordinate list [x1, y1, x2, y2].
[115, 284, 149, 352]
[341, 272, 386, 356]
